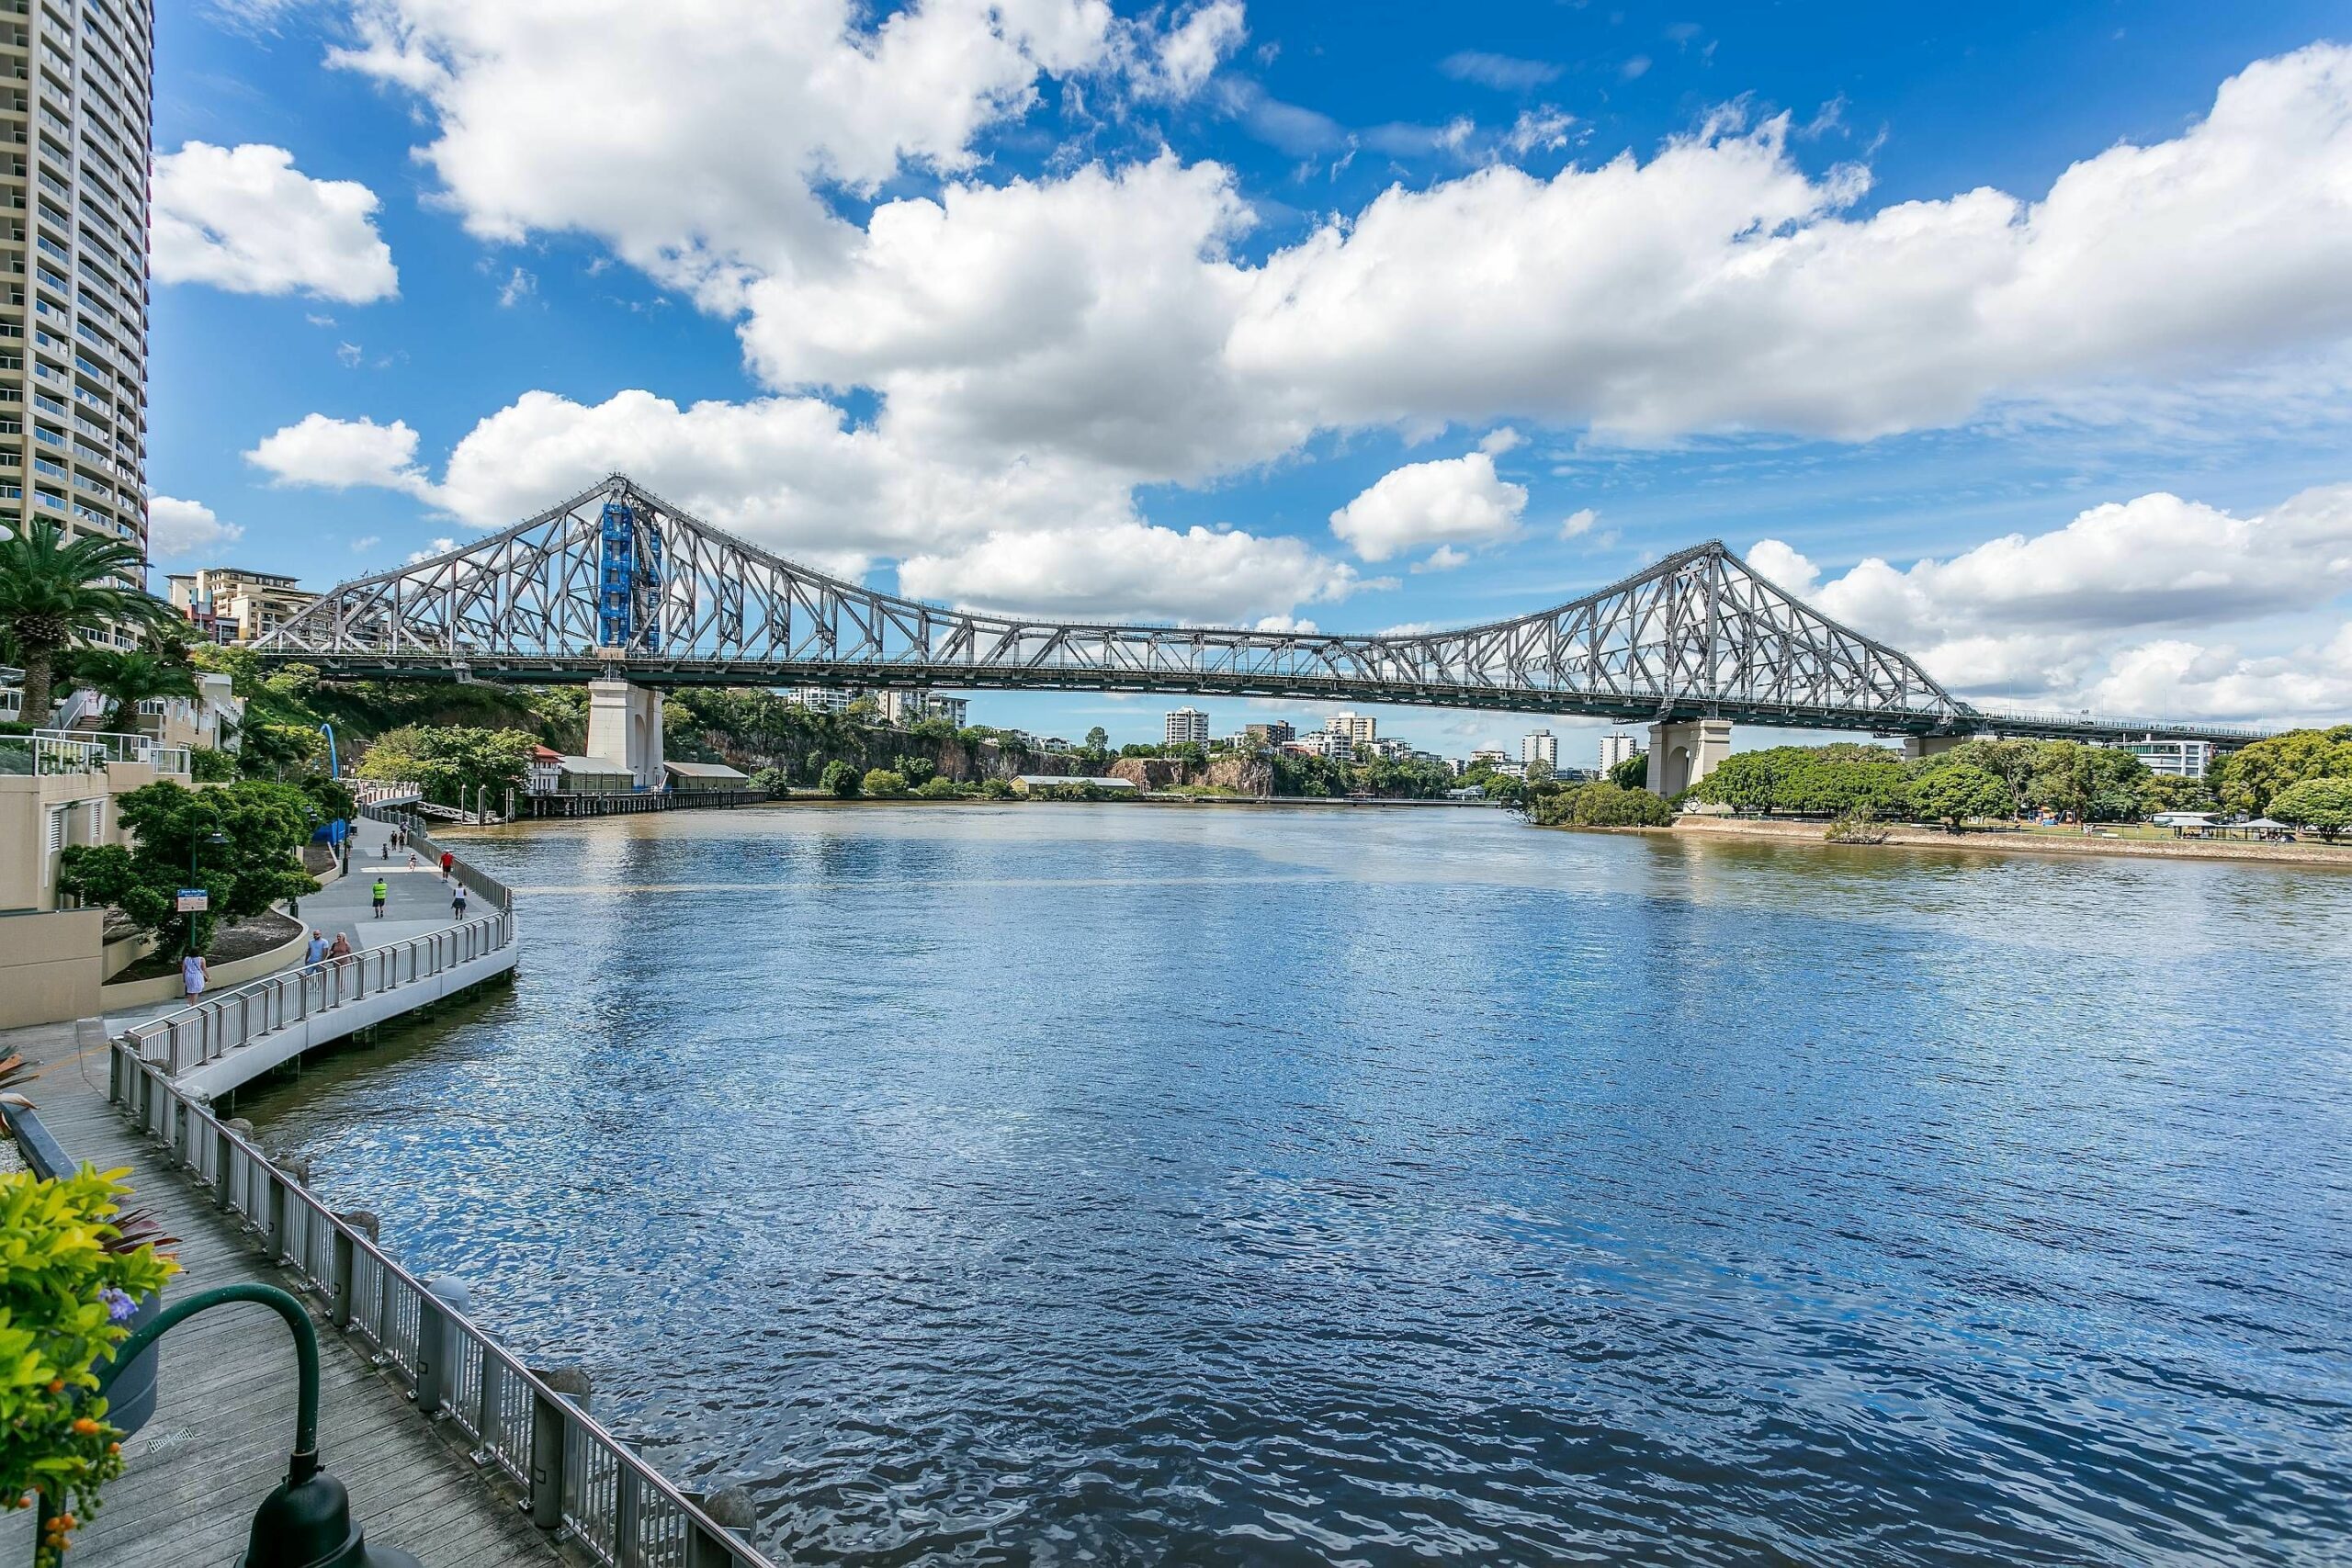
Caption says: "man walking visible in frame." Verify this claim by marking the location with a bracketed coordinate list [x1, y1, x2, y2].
[305, 929, 330, 971]
[440, 848, 455, 883]
[372, 876, 389, 919]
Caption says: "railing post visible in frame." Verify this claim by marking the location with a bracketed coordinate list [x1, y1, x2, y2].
[331, 1221, 359, 1331]
[220, 1118, 254, 1213]
[416, 1276, 469, 1417]
[616, 1466, 643, 1567]
[529, 1366, 591, 1533]
[686, 1489, 756, 1568]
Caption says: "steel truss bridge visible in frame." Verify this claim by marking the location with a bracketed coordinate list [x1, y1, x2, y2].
[254, 476, 2264, 747]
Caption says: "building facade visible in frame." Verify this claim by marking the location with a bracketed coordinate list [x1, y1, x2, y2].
[871, 689, 969, 728]
[1598, 732, 1644, 770]
[165, 567, 315, 644]
[2111, 738, 2213, 779]
[1164, 706, 1209, 747]
[1242, 720, 1295, 747]
[1327, 711, 1377, 745]
[1, 0, 153, 575]
[1521, 729, 1557, 770]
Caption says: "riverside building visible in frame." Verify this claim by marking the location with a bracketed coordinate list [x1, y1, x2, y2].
[1165, 706, 1209, 747]
[1521, 729, 1557, 771]
[0, 0, 153, 590]
[1599, 731, 1644, 770]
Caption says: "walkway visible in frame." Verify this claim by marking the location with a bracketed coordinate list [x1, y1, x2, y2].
[0, 1017, 562, 1568]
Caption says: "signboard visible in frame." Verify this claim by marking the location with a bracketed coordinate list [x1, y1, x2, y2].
[175, 889, 209, 913]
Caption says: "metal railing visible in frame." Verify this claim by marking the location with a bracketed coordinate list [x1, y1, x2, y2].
[108, 1044, 775, 1568]
[120, 911, 515, 1076]
[351, 778, 421, 807]
[0, 729, 107, 773]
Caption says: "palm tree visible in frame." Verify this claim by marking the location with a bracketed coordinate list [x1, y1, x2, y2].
[0, 520, 178, 725]
[70, 648, 201, 731]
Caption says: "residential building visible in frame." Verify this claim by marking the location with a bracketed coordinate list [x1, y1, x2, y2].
[165, 568, 315, 645]
[1327, 711, 1377, 745]
[1290, 730, 1354, 762]
[1521, 729, 1557, 771]
[2113, 737, 2213, 780]
[1489, 758, 1528, 780]
[141, 669, 242, 752]
[1243, 720, 1295, 746]
[1599, 731, 1645, 771]
[1, 0, 155, 579]
[786, 685, 856, 715]
[871, 689, 969, 728]
[1164, 706, 1209, 748]
[1469, 746, 1508, 766]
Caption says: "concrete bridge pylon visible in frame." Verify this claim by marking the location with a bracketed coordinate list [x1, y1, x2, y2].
[586, 677, 664, 789]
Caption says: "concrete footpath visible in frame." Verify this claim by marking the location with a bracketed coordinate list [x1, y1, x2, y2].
[0, 1018, 561, 1568]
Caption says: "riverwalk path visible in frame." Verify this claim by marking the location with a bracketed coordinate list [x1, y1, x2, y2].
[0, 1015, 562, 1568]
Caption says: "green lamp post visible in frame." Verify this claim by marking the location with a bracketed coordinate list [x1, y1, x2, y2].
[184, 829, 231, 959]
[93, 1282, 420, 1568]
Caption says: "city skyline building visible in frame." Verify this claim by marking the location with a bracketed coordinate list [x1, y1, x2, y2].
[1521, 729, 1557, 771]
[1599, 732, 1645, 771]
[165, 566, 312, 644]
[1165, 705, 1209, 748]
[1, 0, 152, 592]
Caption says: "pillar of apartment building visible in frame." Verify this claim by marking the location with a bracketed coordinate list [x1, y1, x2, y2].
[585, 679, 665, 790]
[1645, 719, 1734, 796]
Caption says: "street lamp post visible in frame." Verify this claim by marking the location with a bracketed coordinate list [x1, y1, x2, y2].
[185, 829, 231, 958]
[81, 1281, 421, 1567]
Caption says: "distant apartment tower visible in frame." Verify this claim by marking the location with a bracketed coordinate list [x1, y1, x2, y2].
[1243, 720, 1295, 747]
[1521, 729, 1557, 770]
[1328, 711, 1376, 745]
[2114, 737, 2213, 780]
[165, 567, 312, 644]
[1165, 705, 1209, 747]
[873, 690, 969, 728]
[1598, 731, 1645, 771]
[786, 685, 855, 715]
[1, 0, 153, 581]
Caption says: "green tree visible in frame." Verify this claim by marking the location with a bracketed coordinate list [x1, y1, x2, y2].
[747, 765, 790, 793]
[69, 649, 199, 731]
[863, 767, 909, 796]
[979, 776, 1014, 799]
[300, 772, 357, 825]
[820, 759, 862, 797]
[56, 779, 318, 953]
[1908, 763, 2010, 831]
[1082, 726, 1110, 760]
[237, 722, 326, 779]
[2137, 772, 2215, 816]
[2269, 777, 2352, 841]
[899, 756, 936, 787]
[356, 725, 534, 809]
[1939, 738, 2038, 815]
[2211, 726, 2352, 815]
[187, 746, 238, 783]
[0, 520, 180, 724]
[914, 775, 966, 798]
[1607, 751, 1652, 791]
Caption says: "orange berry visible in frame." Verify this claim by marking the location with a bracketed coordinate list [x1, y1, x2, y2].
[70, 1418, 100, 1436]
[45, 1381, 62, 1394]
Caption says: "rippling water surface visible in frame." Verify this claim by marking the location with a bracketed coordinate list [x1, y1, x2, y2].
[240, 806, 2352, 1565]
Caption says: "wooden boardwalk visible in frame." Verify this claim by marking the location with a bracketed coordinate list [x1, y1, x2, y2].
[0, 1019, 563, 1568]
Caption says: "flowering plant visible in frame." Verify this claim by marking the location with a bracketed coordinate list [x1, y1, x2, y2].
[0, 1165, 178, 1566]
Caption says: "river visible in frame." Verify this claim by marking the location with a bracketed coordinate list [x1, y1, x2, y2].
[239, 804, 2352, 1566]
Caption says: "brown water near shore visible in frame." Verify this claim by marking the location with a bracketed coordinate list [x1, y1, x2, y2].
[1665, 811, 2352, 869]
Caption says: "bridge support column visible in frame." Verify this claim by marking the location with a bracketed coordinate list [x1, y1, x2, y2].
[586, 679, 665, 790]
[1645, 719, 1732, 796]
[1903, 734, 1968, 762]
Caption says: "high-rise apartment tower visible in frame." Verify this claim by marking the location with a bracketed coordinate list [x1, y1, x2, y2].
[2, 0, 152, 585]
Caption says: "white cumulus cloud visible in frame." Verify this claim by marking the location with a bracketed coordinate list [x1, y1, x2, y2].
[245, 413, 436, 499]
[1329, 450, 1528, 564]
[152, 142, 399, 303]
[146, 496, 244, 558]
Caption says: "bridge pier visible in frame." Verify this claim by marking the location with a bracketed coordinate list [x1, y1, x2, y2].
[1903, 734, 1969, 762]
[1646, 718, 1732, 796]
[586, 678, 665, 790]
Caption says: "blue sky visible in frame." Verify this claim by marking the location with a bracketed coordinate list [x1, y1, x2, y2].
[146, 2, 2352, 761]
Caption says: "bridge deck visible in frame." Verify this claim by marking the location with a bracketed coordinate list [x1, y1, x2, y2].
[0, 1017, 561, 1568]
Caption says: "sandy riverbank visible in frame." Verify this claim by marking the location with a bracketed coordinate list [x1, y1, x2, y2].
[1664, 812, 2352, 870]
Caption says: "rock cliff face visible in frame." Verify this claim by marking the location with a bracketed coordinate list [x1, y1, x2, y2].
[675, 728, 1081, 785]
[1105, 756, 1274, 795]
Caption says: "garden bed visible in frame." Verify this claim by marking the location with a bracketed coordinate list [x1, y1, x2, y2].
[107, 908, 304, 984]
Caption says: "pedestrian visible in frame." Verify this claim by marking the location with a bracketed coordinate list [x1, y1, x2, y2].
[305, 929, 329, 970]
[371, 876, 389, 919]
[407, 852, 419, 871]
[381, 839, 390, 860]
[440, 849, 455, 883]
[451, 883, 469, 919]
[329, 931, 353, 967]
[180, 951, 208, 1004]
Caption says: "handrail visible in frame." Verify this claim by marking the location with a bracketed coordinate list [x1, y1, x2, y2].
[108, 1044, 775, 1568]
[124, 812, 517, 1077]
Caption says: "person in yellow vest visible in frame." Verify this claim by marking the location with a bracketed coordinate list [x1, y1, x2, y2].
[372, 876, 389, 919]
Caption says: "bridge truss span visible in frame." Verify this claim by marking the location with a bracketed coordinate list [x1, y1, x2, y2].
[256, 475, 2256, 744]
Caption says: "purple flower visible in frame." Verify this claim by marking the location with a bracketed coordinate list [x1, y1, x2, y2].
[98, 1288, 137, 1325]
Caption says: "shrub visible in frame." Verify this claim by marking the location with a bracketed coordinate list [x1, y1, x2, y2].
[820, 760, 861, 797]
[186, 747, 237, 783]
[1825, 807, 1891, 844]
[914, 776, 966, 799]
[747, 765, 789, 793]
[0, 1167, 177, 1566]
[979, 777, 1014, 799]
[862, 768, 909, 797]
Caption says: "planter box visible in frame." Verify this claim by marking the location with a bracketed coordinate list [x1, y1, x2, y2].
[1, 1099, 164, 1438]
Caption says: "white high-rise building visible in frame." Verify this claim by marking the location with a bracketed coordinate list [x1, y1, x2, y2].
[3, 0, 153, 580]
[1599, 732, 1645, 771]
[1328, 711, 1376, 745]
[1165, 706, 1209, 747]
[1521, 729, 1557, 770]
